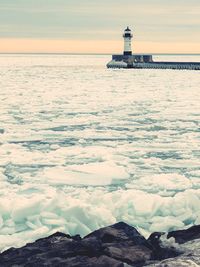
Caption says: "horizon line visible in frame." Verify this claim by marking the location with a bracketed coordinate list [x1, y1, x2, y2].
[0, 52, 200, 56]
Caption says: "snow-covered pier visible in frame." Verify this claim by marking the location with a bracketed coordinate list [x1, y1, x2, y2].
[107, 27, 200, 70]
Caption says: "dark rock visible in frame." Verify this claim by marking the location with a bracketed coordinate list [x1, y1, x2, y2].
[146, 237, 200, 266]
[168, 225, 200, 244]
[0, 233, 100, 266]
[1, 222, 200, 267]
[147, 226, 200, 266]
[103, 242, 152, 265]
[89, 255, 127, 267]
[27, 255, 126, 267]
[72, 234, 82, 241]
[148, 232, 180, 260]
[85, 222, 152, 249]
[83, 222, 154, 265]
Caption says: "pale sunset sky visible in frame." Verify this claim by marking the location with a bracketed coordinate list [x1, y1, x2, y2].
[0, 0, 199, 53]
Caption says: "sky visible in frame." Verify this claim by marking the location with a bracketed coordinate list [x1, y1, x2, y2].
[0, 0, 199, 53]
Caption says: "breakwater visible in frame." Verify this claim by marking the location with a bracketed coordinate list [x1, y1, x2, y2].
[107, 27, 200, 70]
[107, 55, 200, 70]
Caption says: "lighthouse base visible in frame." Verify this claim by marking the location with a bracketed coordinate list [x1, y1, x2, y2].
[107, 54, 200, 70]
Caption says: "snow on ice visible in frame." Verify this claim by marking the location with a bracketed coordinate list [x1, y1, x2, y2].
[0, 54, 200, 251]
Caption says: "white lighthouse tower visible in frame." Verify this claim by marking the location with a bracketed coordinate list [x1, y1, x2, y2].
[123, 27, 133, 56]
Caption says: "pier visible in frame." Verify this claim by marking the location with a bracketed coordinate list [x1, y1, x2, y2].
[107, 27, 200, 70]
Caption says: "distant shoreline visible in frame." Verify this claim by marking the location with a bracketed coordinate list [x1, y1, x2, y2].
[0, 52, 200, 56]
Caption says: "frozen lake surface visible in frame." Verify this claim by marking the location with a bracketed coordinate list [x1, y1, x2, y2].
[0, 54, 200, 251]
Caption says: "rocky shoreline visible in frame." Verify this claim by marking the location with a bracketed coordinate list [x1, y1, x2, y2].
[0, 222, 200, 266]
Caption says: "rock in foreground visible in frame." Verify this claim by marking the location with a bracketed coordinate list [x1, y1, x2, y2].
[0, 222, 200, 266]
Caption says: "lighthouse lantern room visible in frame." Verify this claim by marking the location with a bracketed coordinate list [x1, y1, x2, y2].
[123, 27, 133, 56]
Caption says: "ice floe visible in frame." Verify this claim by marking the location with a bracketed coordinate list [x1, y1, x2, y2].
[0, 54, 200, 251]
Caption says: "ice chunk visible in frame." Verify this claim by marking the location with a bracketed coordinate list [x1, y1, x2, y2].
[27, 214, 40, 222]
[41, 218, 66, 226]
[0, 216, 3, 229]
[0, 227, 16, 235]
[0, 197, 12, 217]
[40, 211, 61, 219]
[149, 216, 184, 232]
[195, 215, 200, 225]
[11, 196, 43, 222]
[0, 226, 50, 252]
[26, 221, 38, 230]
[136, 173, 192, 192]
[72, 217, 92, 236]
[4, 219, 15, 228]
[1, 187, 200, 251]
[40, 161, 129, 186]
[130, 192, 162, 217]
[160, 234, 180, 250]
[50, 144, 60, 150]
[15, 223, 29, 232]
[65, 222, 78, 234]
[0, 169, 7, 181]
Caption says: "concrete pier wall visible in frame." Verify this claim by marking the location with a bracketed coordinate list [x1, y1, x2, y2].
[131, 62, 200, 70]
[107, 55, 200, 70]
[112, 54, 153, 63]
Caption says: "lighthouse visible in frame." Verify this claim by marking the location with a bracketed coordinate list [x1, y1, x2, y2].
[107, 28, 200, 70]
[123, 27, 133, 56]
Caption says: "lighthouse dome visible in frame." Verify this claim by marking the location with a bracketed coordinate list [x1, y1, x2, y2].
[123, 27, 133, 39]
[125, 27, 131, 32]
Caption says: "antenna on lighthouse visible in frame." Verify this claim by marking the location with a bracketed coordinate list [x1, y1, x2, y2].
[123, 27, 133, 56]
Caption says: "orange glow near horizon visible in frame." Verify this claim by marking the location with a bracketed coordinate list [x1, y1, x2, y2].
[0, 38, 199, 54]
